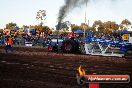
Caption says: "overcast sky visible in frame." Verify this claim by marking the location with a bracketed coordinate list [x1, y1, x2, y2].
[0, 0, 132, 29]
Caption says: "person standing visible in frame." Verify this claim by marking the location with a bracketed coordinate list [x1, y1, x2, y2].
[5, 35, 13, 53]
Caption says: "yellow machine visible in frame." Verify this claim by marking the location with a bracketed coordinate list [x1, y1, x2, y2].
[122, 34, 129, 41]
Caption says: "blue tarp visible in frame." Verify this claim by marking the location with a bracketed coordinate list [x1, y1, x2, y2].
[113, 29, 129, 34]
[122, 29, 129, 34]
[74, 29, 84, 33]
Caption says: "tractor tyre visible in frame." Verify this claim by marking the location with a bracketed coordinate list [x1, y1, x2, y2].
[62, 39, 79, 53]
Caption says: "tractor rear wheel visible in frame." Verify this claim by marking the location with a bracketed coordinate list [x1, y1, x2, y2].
[62, 39, 79, 53]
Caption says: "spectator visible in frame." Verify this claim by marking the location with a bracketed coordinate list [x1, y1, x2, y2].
[5, 35, 13, 53]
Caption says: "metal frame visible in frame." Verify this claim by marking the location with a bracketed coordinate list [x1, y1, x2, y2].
[84, 43, 124, 57]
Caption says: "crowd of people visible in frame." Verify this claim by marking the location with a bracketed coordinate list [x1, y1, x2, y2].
[0, 31, 49, 47]
[0, 30, 53, 53]
[0, 28, 127, 54]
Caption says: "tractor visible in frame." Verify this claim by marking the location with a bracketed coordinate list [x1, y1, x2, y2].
[47, 34, 80, 53]
[47, 32, 132, 57]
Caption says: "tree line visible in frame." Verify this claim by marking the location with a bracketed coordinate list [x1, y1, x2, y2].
[3, 19, 132, 35]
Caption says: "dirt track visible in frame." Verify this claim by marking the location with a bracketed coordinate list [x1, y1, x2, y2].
[0, 46, 132, 88]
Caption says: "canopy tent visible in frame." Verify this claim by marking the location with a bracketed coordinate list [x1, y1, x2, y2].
[121, 29, 129, 34]
[74, 29, 84, 33]
[113, 29, 129, 34]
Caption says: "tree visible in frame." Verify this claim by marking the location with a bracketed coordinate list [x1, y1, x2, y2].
[34, 25, 42, 34]
[42, 26, 51, 34]
[71, 24, 80, 32]
[92, 20, 104, 32]
[6, 22, 17, 30]
[36, 10, 46, 26]
[55, 21, 71, 32]
[80, 23, 89, 30]
[87, 27, 95, 32]
[0, 29, 3, 33]
[121, 19, 131, 30]
[22, 25, 29, 29]
[103, 21, 119, 33]
[121, 19, 131, 25]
